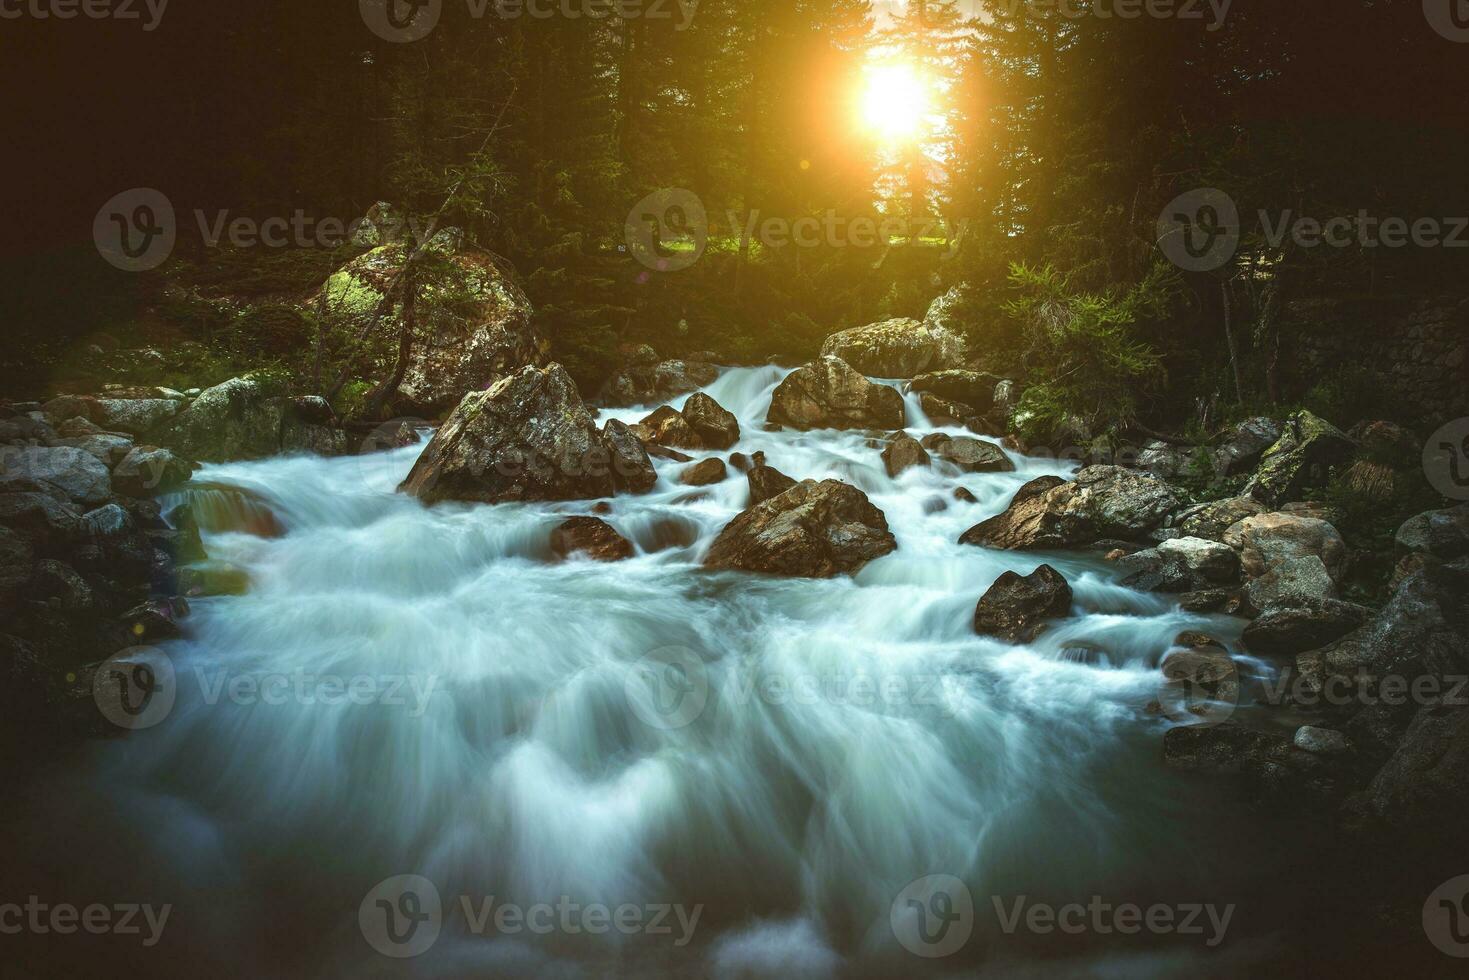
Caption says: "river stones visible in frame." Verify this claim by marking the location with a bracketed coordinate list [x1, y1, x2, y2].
[400, 364, 630, 505]
[1116, 536, 1241, 594]
[0, 446, 112, 505]
[681, 393, 741, 450]
[766, 356, 904, 431]
[681, 457, 728, 486]
[959, 466, 1181, 551]
[973, 564, 1073, 643]
[922, 433, 1015, 473]
[705, 479, 896, 578]
[1212, 417, 1284, 479]
[112, 447, 195, 498]
[746, 452, 797, 506]
[1394, 503, 1469, 561]
[639, 405, 704, 451]
[550, 517, 635, 562]
[908, 369, 1000, 412]
[881, 432, 930, 477]
[1224, 512, 1347, 583]
[820, 316, 967, 377]
[1241, 598, 1372, 657]
[602, 420, 658, 494]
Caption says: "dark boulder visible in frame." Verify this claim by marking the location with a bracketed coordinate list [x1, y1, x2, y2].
[550, 517, 635, 562]
[973, 564, 1073, 643]
[705, 479, 896, 578]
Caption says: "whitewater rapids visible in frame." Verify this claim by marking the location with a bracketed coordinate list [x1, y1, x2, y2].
[10, 367, 1296, 978]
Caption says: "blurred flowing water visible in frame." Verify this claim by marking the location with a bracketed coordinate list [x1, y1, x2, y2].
[6, 367, 1314, 978]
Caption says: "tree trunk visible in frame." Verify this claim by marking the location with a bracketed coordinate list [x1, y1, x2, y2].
[1221, 278, 1245, 404]
[361, 266, 418, 422]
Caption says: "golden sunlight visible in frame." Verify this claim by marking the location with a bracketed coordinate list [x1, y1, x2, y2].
[859, 61, 930, 143]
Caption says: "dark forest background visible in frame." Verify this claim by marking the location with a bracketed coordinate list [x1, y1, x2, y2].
[4, 0, 1467, 430]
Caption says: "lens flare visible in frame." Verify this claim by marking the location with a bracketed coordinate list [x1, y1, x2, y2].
[860, 62, 930, 142]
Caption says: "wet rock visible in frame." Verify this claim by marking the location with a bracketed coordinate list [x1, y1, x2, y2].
[1224, 512, 1347, 583]
[1117, 536, 1240, 593]
[399, 364, 619, 505]
[680, 458, 728, 487]
[1244, 410, 1355, 506]
[1163, 723, 1294, 775]
[1212, 417, 1284, 479]
[1169, 495, 1268, 542]
[29, 560, 97, 612]
[169, 483, 283, 538]
[653, 361, 720, 398]
[550, 517, 635, 562]
[1179, 589, 1238, 613]
[953, 487, 978, 504]
[1293, 726, 1352, 755]
[1395, 503, 1469, 561]
[908, 370, 999, 412]
[924, 434, 1015, 474]
[1243, 556, 1338, 611]
[53, 434, 134, 467]
[705, 479, 896, 578]
[728, 452, 749, 473]
[0, 446, 112, 505]
[746, 452, 797, 506]
[121, 597, 189, 642]
[156, 376, 288, 462]
[959, 466, 1182, 551]
[93, 397, 181, 437]
[767, 356, 904, 431]
[639, 406, 703, 450]
[918, 393, 977, 426]
[973, 564, 1073, 643]
[681, 393, 741, 450]
[645, 443, 694, 464]
[881, 432, 930, 477]
[820, 316, 967, 378]
[0, 491, 82, 551]
[1240, 597, 1372, 656]
[112, 447, 195, 498]
[1349, 704, 1469, 833]
[602, 420, 658, 495]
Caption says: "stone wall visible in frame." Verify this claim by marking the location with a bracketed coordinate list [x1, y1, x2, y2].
[1284, 294, 1468, 428]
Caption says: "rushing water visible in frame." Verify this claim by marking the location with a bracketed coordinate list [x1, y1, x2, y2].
[7, 367, 1311, 977]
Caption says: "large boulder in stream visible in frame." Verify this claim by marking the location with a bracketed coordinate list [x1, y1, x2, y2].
[680, 393, 741, 450]
[881, 432, 930, 477]
[307, 220, 548, 418]
[921, 433, 1015, 473]
[959, 466, 1183, 550]
[973, 564, 1073, 643]
[820, 305, 967, 378]
[704, 479, 897, 578]
[550, 517, 634, 562]
[766, 356, 904, 431]
[399, 363, 646, 505]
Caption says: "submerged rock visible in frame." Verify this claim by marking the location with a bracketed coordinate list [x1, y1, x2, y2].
[973, 564, 1073, 643]
[923, 433, 1015, 474]
[767, 356, 904, 431]
[550, 517, 635, 562]
[680, 457, 728, 487]
[881, 432, 930, 477]
[704, 479, 896, 578]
